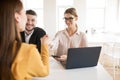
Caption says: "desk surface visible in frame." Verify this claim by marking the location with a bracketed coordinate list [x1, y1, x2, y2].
[33, 57, 113, 80]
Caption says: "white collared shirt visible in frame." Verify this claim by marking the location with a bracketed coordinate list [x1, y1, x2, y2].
[25, 30, 34, 43]
[49, 28, 87, 56]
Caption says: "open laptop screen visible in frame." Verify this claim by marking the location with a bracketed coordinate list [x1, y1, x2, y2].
[65, 46, 101, 69]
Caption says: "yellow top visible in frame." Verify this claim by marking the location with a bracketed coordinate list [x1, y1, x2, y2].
[11, 43, 49, 80]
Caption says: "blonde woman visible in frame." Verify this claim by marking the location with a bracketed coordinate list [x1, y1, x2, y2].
[50, 8, 87, 61]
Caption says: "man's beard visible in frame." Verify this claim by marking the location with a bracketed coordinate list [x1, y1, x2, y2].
[25, 27, 35, 32]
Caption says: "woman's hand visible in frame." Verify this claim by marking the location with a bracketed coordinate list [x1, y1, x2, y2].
[41, 35, 49, 44]
[56, 55, 67, 62]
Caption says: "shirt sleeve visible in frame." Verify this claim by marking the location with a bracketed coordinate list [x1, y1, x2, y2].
[27, 44, 49, 77]
[11, 44, 49, 80]
[49, 32, 59, 54]
[79, 32, 88, 47]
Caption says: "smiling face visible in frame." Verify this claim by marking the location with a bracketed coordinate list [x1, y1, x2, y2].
[64, 13, 78, 28]
[64, 8, 78, 28]
[25, 14, 37, 31]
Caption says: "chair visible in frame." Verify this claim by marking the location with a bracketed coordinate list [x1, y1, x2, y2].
[102, 42, 120, 80]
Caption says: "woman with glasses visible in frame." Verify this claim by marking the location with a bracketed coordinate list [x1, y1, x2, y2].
[50, 7, 87, 61]
[0, 0, 49, 80]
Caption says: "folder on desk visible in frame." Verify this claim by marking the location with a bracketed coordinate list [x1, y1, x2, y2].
[62, 46, 101, 69]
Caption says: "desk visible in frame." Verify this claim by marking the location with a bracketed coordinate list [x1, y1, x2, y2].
[33, 57, 113, 80]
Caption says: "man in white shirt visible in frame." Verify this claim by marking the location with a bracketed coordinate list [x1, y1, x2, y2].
[20, 9, 46, 52]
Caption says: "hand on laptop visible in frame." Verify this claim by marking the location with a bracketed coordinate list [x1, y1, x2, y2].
[56, 55, 67, 62]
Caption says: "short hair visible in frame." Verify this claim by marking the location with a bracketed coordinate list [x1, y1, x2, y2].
[64, 7, 78, 17]
[26, 9, 37, 16]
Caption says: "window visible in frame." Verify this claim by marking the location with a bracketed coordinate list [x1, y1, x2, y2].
[56, 0, 74, 32]
[86, 0, 106, 33]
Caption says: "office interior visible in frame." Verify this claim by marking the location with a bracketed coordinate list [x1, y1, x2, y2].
[22, 0, 120, 80]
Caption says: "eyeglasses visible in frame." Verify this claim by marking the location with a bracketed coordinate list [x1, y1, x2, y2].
[63, 17, 74, 21]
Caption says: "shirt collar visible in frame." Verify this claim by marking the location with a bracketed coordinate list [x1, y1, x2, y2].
[64, 25, 80, 35]
[25, 30, 34, 36]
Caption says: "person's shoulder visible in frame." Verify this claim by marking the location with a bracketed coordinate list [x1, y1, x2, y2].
[77, 29, 85, 35]
[77, 31, 87, 38]
[34, 27, 46, 33]
[16, 43, 38, 63]
[80, 31, 85, 35]
[34, 27, 41, 30]
[56, 30, 64, 35]
[34, 27, 45, 31]
[20, 43, 37, 52]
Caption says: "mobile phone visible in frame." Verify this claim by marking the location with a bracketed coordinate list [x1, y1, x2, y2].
[51, 55, 60, 58]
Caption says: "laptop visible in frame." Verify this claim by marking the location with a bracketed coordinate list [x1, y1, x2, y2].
[62, 46, 101, 69]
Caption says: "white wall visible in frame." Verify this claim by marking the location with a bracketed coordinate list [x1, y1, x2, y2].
[44, 0, 56, 39]
[105, 0, 119, 32]
[118, 0, 120, 31]
[74, 0, 86, 32]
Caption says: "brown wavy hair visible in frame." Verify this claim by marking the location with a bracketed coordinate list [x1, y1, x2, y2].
[64, 7, 78, 17]
[0, 0, 23, 79]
